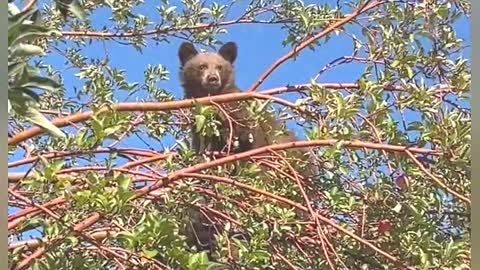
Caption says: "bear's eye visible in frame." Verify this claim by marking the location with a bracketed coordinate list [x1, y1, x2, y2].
[216, 65, 223, 70]
[199, 64, 207, 70]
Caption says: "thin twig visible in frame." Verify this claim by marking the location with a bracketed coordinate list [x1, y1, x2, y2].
[247, 0, 385, 92]
[405, 150, 470, 204]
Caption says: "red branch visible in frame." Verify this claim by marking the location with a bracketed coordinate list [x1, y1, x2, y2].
[8, 82, 454, 146]
[405, 150, 470, 204]
[247, 0, 385, 92]
[7, 139, 445, 232]
[8, 139, 450, 269]
[182, 173, 415, 270]
[9, 91, 279, 145]
[62, 19, 287, 38]
[8, 148, 158, 168]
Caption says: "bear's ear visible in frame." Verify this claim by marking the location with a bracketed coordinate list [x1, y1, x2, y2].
[219, 42, 237, 63]
[178, 42, 198, 66]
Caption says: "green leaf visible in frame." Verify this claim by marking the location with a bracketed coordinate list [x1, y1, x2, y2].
[118, 175, 132, 191]
[20, 76, 62, 92]
[91, 116, 104, 136]
[57, 0, 87, 21]
[9, 24, 61, 47]
[25, 108, 65, 138]
[142, 249, 159, 259]
[51, 160, 65, 172]
[9, 89, 66, 138]
[8, 3, 21, 16]
[406, 65, 414, 79]
[66, 236, 79, 247]
[117, 232, 138, 249]
[257, 100, 271, 113]
[10, 43, 45, 58]
[9, 87, 40, 105]
[104, 126, 122, 137]
[188, 252, 210, 269]
[104, 0, 115, 8]
[68, 0, 88, 21]
[8, 61, 26, 78]
[338, 165, 348, 175]
[13, 64, 39, 86]
[391, 60, 400, 68]
[8, 7, 37, 32]
[392, 203, 402, 213]
[335, 95, 343, 116]
[195, 115, 206, 132]
[119, 190, 135, 202]
[300, 13, 309, 27]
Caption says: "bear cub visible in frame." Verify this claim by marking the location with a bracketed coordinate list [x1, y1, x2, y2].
[178, 41, 297, 155]
[177, 41, 317, 259]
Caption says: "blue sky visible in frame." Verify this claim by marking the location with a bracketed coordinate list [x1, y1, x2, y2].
[9, 0, 471, 240]
[18, 0, 374, 163]
[37, 0, 470, 161]
[10, 0, 471, 178]
[54, 0, 369, 99]
[9, 0, 472, 181]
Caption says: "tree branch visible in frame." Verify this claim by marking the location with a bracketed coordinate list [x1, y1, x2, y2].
[247, 0, 386, 92]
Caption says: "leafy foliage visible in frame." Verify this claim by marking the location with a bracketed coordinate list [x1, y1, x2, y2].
[8, 6, 65, 138]
[8, 0, 470, 269]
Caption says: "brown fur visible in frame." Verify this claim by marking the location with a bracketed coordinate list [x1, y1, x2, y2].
[178, 41, 299, 154]
[177, 41, 317, 258]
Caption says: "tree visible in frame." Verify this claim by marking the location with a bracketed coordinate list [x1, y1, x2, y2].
[8, 0, 471, 269]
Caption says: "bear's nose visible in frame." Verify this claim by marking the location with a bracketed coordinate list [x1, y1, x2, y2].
[207, 75, 219, 83]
